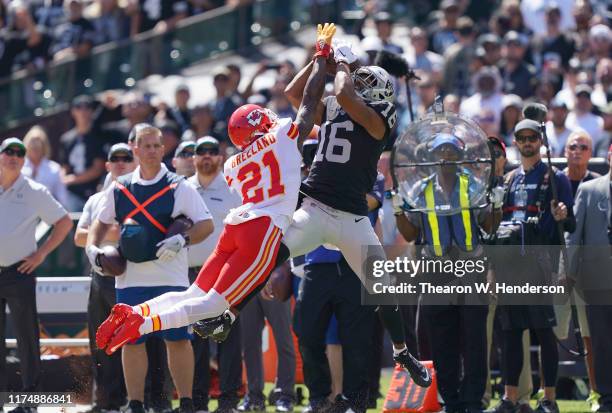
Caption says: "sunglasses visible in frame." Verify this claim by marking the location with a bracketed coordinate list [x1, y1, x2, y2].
[568, 144, 589, 152]
[515, 134, 540, 143]
[196, 147, 219, 156]
[177, 151, 195, 158]
[109, 155, 133, 163]
[2, 148, 26, 158]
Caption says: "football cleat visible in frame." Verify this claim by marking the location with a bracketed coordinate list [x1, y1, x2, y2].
[105, 312, 144, 355]
[96, 303, 134, 350]
[193, 311, 233, 343]
[393, 349, 432, 388]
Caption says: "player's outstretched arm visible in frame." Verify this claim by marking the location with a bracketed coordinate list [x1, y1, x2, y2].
[334, 62, 386, 140]
[285, 60, 314, 110]
[294, 23, 334, 145]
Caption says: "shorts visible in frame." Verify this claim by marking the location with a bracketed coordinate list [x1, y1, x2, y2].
[116, 285, 193, 344]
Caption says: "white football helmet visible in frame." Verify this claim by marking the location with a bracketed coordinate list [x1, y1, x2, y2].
[352, 66, 394, 103]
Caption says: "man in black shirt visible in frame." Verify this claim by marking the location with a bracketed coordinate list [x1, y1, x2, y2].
[0, 6, 42, 79]
[50, 0, 97, 60]
[133, 0, 187, 33]
[499, 31, 537, 100]
[59, 95, 106, 211]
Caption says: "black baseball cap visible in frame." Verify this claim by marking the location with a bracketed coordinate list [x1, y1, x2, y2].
[71, 94, 95, 109]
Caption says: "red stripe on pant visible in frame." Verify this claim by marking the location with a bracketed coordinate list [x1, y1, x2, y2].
[195, 216, 282, 307]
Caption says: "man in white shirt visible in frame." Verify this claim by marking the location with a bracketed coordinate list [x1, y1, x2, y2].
[0, 138, 72, 412]
[75, 143, 136, 412]
[566, 84, 604, 152]
[86, 126, 214, 413]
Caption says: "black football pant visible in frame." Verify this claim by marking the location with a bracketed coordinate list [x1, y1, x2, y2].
[0, 267, 41, 400]
[294, 259, 376, 413]
[421, 304, 488, 412]
[87, 273, 126, 409]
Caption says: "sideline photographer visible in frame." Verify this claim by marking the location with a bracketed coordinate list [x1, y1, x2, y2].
[490, 119, 575, 413]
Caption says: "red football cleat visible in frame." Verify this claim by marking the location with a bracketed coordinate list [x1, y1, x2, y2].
[105, 313, 145, 355]
[96, 303, 134, 350]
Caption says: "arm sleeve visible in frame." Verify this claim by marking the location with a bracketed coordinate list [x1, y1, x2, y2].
[173, 180, 213, 222]
[97, 183, 117, 224]
[35, 187, 69, 225]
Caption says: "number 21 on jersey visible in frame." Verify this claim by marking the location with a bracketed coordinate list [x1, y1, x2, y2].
[235, 150, 285, 204]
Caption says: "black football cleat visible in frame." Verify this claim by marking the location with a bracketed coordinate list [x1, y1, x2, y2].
[393, 349, 432, 388]
[193, 311, 233, 342]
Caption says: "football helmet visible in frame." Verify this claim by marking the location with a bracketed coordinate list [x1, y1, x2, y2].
[228, 104, 277, 150]
[352, 66, 394, 103]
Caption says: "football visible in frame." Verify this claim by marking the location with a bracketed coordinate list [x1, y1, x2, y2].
[97, 246, 127, 276]
[166, 215, 194, 238]
[268, 264, 293, 302]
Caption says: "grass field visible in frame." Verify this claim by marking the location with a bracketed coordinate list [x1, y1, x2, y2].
[199, 369, 591, 412]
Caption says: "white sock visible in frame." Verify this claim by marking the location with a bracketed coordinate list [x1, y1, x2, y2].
[393, 345, 407, 357]
[139, 317, 153, 335]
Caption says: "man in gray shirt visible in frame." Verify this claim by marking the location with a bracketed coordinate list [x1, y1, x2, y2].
[0, 138, 72, 411]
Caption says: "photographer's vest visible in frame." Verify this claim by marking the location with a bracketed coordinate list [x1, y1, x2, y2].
[114, 171, 183, 263]
[420, 174, 480, 257]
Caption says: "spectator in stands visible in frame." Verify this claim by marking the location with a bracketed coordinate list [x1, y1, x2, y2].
[588, 24, 611, 64]
[415, 74, 438, 117]
[51, 0, 97, 61]
[7, 4, 51, 73]
[592, 58, 612, 109]
[545, 97, 574, 157]
[105, 91, 154, 141]
[501, 0, 530, 35]
[500, 31, 536, 99]
[595, 103, 612, 158]
[172, 141, 195, 177]
[406, 27, 443, 84]
[239, 264, 296, 412]
[59, 95, 106, 211]
[75, 143, 136, 413]
[499, 94, 522, 145]
[22, 125, 69, 208]
[555, 57, 582, 110]
[443, 94, 460, 113]
[93, 0, 131, 43]
[572, 0, 593, 37]
[166, 84, 192, 133]
[226, 64, 242, 96]
[190, 104, 219, 141]
[460, 66, 504, 129]
[157, 120, 181, 171]
[210, 67, 242, 142]
[566, 84, 605, 151]
[520, 0, 575, 37]
[373, 11, 403, 54]
[268, 76, 296, 120]
[531, 3, 576, 71]
[0, 138, 73, 412]
[563, 131, 600, 196]
[478, 33, 501, 67]
[132, 0, 188, 34]
[187, 136, 243, 413]
[441, 16, 476, 98]
[430, 0, 460, 55]
[30, 0, 65, 28]
[0, 4, 42, 79]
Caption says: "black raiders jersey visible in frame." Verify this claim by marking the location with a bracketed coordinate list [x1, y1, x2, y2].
[301, 95, 397, 216]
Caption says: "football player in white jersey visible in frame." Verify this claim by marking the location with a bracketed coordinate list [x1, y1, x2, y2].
[95, 23, 337, 355]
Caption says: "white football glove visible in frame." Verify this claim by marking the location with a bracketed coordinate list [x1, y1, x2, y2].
[156, 234, 186, 262]
[491, 186, 505, 209]
[332, 40, 358, 65]
[392, 191, 405, 215]
[86, 245, 104, 274]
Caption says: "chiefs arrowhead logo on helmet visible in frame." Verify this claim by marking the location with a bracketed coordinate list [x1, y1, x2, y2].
[228, 104, 277, 150]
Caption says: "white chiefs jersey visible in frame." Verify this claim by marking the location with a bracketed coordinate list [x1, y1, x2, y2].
[223, 117, 302, 232]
